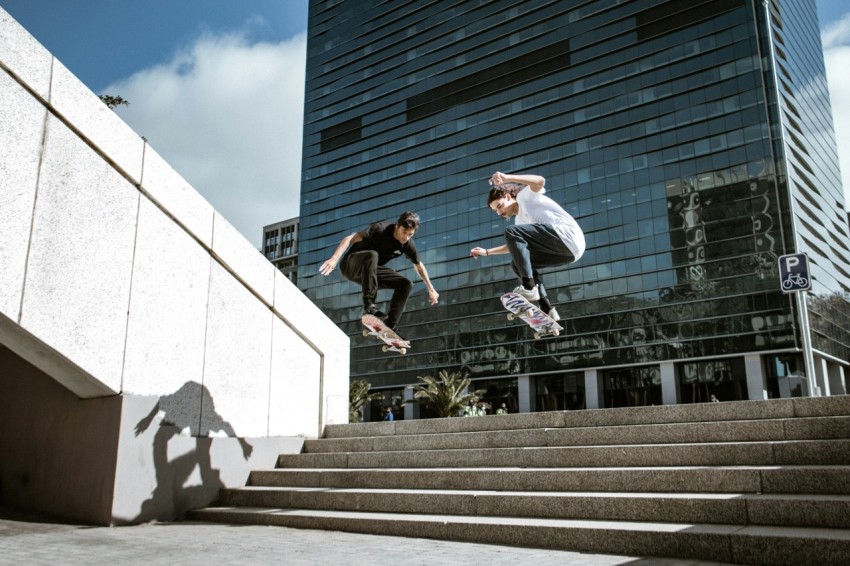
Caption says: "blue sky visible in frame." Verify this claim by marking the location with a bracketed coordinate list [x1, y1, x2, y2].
[2, 1, 849, 246]
[2, 0, 309, 246]
[0, 0, 308, 91]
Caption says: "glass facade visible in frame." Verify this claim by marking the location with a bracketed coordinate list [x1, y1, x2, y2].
[299, 0, 849, 411]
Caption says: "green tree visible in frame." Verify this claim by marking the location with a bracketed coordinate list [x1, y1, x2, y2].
[99, 94, 129, 110]
[410, 370, 484, 418]
[349, 379, 383, 423]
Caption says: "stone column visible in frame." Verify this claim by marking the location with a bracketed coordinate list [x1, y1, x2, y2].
[585, 369, 603, 410]
[404, 386, 419, 420]
[518, 375, 535, 413]
[745, 354, 767, 400]
[815, 356, 831, 397]
[827, 363, 847, 395]
[660, 362, 679, 406]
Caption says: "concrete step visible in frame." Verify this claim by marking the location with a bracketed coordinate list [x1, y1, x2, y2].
[187, 506, 850, 565]
[217, 486, 850, 529]
[191, 398, 850, 563]
[304, 415, 850, 453]
[248, 465, 850, 495]
[323, 397, 850, 439]
[280, 439, 850, 469]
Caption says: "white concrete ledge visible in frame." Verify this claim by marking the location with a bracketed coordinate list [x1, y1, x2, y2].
[211, 211, 276, 305]
[49, 57, 145, 183]
[139, 145, 215, 248]
[0, 313, 115, 398]
[0, 70, 43, 319]
[0, 6, 348, 438]
[0, 8, 52, 100]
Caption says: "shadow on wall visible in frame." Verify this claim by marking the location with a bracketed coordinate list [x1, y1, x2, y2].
[131, 382, 253, 523]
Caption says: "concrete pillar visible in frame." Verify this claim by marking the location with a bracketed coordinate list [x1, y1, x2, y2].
[585, 369, 603, 410]
[778, 375, 793, 398]
[660, 362, 678, 406]
[815, 356, 830, 397]
[827, 362, 847, 396]
[518, 375, 535, 413]
[745, 354, 768, 400]
[404, 386, 419, 420]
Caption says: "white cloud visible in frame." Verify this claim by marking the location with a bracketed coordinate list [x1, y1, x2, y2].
[106, 29, 307, 247]
[822, 12, 850, 49]
[822, 13, 850, 210]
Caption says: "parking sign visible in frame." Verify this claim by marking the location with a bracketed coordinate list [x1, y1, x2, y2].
[778, 253, 810, 293]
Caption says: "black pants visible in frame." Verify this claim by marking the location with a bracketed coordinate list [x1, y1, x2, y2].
[341, 251, 412, 327]
[504, 223, 575, 301]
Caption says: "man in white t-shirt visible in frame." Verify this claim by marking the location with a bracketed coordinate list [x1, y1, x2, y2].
[470, 171, 585, 320]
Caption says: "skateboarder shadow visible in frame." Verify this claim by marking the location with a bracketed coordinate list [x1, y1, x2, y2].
[132, 381, 253, 522]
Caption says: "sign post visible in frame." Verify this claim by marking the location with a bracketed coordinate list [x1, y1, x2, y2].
[778, 253, 817, 396]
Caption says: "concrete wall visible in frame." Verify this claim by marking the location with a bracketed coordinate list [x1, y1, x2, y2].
[0, 8, 349, 524]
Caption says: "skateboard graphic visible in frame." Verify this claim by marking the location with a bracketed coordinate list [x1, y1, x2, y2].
[500, 292, 563, 339]
[361, 314, 411, 355]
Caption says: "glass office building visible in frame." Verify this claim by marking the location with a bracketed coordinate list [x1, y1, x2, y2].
[298, 0, 850, 418]
[263, 217, 300, 284]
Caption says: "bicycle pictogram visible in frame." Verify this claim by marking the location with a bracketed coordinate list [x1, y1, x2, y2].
[781, 272, 808, 291]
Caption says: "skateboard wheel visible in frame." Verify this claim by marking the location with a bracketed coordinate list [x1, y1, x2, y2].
[524, 309, 534, 318]
[382, 345, 389, 353]
[362, 330, 369, 337]
[553, 329, 560, 336]
[399, 348, 407, 355]
[507, 313, 515, 321]
[533, 332, 541, 340]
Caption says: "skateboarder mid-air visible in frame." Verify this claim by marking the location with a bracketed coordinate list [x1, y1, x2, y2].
[470, 172, 585, 321]
[319, 211, 439, 333]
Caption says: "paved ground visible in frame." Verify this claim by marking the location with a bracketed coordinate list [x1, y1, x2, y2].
[0, 507, 741, 566]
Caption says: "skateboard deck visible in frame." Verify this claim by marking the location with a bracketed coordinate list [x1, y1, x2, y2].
[361, 314, 411, 355]
[500, 292, 563, 339]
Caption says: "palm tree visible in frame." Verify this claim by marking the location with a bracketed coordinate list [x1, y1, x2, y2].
[349, 379, 383, 423]
[410, 370, 485, 418]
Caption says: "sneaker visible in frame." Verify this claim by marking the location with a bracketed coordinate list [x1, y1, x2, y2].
[364, 304, 388, 320]
[512, 284, 540, 301]
[546, 307, 561, 321]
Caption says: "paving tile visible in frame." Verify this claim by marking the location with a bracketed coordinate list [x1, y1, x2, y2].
[0, 510, 740, 566]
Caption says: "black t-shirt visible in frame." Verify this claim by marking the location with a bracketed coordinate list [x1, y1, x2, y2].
[344, 222, 420, 266]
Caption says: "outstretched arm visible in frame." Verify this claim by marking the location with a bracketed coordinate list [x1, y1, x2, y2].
[490, 171, 545, 192]
[134, 402, 161, 437]
[319, 232, 363, 276]
[414, 262, 440, 305]
[470, 244, 509, 258]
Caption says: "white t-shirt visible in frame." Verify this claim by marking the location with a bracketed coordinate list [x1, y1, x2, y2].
[516, 186, 586, 259]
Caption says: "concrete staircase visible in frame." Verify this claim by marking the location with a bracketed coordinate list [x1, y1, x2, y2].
[189, 396, 850, 564]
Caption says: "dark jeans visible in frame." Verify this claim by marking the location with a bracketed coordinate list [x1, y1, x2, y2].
[504, 224, 575, 300]
[341, 251, 412, 327]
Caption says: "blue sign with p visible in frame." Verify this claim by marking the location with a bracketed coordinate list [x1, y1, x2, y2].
[778, 253, 810, 293]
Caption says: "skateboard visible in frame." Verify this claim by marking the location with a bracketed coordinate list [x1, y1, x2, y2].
[500, 292, 563, 339]
[361, 314, 411, 355]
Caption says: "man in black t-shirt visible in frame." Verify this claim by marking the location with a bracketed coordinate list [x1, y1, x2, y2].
[319, 211, 439, 330]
